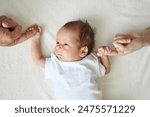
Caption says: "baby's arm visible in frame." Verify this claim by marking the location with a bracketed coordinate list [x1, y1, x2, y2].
[97, 46, 111, 74]
[99, 55, 110, 74]
[31, 26, 45, 69]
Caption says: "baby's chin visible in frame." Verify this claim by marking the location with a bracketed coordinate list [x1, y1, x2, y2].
[55, 54, 66, 61]
[57, 56, 83, 62]
[56, 55, 64, 61]
[54, 52, 83, 62]
[56, 56, 70, 62]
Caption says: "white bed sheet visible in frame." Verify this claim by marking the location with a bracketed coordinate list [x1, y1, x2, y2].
[0, 0, 150, 99]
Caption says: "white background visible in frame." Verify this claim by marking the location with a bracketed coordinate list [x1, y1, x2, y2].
[0, 0, 150, 99]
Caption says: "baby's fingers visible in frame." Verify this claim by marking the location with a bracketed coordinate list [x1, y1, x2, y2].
[97, 46, 112, 56]
[97, 47, 105, 56]
[98, 46, 124, 56]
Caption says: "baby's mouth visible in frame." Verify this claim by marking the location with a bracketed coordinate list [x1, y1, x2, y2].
[56, 53, 62, 59]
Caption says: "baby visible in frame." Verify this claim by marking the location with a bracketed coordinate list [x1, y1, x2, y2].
[31, 20, 110, 100]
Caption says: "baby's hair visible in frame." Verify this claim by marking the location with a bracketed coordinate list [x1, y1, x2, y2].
[62, 20, 95, 55]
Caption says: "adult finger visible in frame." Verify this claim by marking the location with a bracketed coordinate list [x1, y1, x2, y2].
[10, 25, 22, 39]
[113, 42, 126, 52]
[113, 38, 131, 44]
[2, 17, 18, 28]
[129, 32, 141, 38]
[115, 33, 126, 37]
[0, 16, 6, 27]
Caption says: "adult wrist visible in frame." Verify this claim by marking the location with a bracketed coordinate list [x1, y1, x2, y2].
[142, 28, 150, 47]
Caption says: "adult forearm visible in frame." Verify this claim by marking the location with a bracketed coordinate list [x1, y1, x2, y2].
[142, 36, 150, 47]
[8, 34, 27, 46]
[142, 28, 150, 47]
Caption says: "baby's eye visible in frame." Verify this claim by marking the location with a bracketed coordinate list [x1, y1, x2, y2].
[56, 42, 59, 45]
[64, 43, 68, 46]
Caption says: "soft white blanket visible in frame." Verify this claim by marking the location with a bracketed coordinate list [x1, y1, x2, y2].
[0, 0, 150, 99]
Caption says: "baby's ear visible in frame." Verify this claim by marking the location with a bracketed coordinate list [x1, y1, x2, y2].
[79, 46, 88, 57]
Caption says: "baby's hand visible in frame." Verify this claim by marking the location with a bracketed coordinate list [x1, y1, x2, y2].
[97, 46, 112, 57]
[24, 24, 42, 39]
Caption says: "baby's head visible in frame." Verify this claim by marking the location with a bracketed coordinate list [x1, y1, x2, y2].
[54, 20, 95, 62]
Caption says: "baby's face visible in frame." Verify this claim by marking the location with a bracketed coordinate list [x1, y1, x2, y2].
[54, 28, 82, 62]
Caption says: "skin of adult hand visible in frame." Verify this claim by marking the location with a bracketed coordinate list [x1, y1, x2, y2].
[97, 32, 145, 56]
[0, 16, 22, 46]
[0, 16, 40, 46]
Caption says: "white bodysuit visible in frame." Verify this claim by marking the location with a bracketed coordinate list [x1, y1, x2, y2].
[45, 53, 105, 100]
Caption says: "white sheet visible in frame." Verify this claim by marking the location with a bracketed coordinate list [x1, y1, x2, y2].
[0, 0, 150, 99]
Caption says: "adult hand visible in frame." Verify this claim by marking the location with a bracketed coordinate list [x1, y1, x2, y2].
[0, 15, 22, 46]
[97, 28, 150, 56]
[0, 16, 40, 46]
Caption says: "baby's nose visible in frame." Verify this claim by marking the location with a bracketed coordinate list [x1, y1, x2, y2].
[56, 44, 63, 50]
